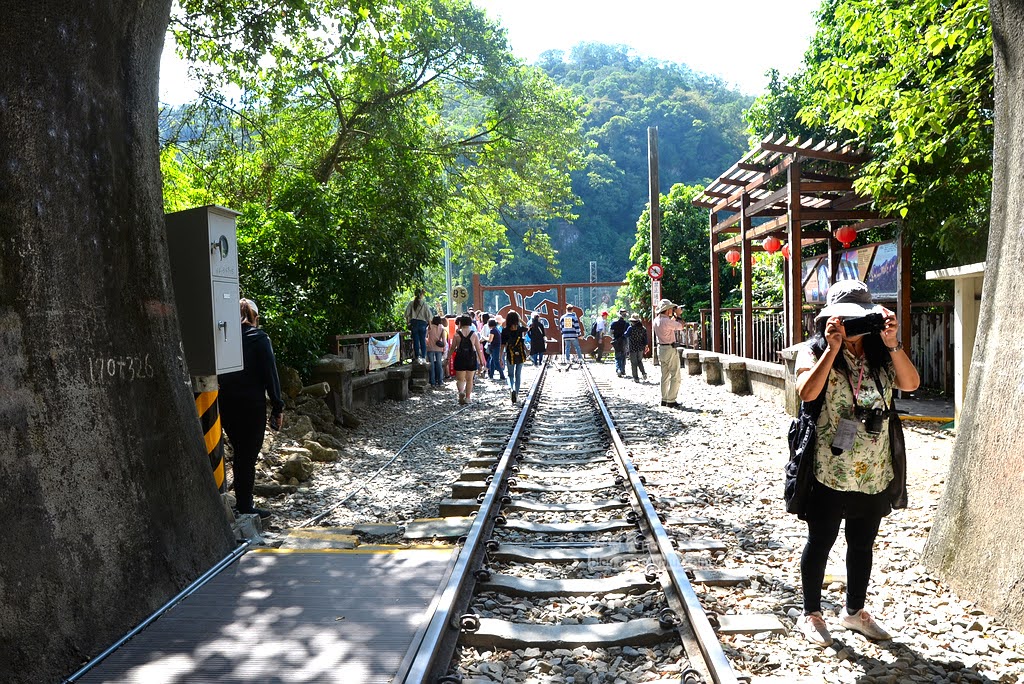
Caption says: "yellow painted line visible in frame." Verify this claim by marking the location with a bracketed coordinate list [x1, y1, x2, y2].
[900, 415, 953, 423]
[203, 416, 221, 453]
[252, 546, 453, 555]
[195, 390, 217, 416]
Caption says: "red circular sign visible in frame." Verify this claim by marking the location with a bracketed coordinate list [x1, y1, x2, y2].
[647, 263, 663, 280]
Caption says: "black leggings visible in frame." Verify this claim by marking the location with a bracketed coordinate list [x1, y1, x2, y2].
[801, 511, 882, 614]
[220, 399, 267, 513]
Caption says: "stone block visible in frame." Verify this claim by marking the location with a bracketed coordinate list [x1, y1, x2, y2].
[684, 350, 702, 375]
[701, 354, 723, 385]
[722, 359, 750, 395]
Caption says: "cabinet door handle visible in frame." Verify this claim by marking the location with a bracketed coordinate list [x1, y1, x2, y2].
[218, 320, 228, 341]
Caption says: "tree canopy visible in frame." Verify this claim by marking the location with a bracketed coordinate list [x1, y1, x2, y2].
[746, 0, 993, 282]
[162, 0, 586, 372]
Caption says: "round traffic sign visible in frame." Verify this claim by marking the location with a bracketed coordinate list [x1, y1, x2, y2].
[647, 263, 664, 280]
[451, 285, 469, 303]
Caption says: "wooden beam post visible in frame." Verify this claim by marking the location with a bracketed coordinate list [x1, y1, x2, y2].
[710, 210, 722, 352]
[897, 226, 912, 349]
[827, 222, 839, 283]
[786, 159, 804, 345]
[648, 126, 661, 364]
[740, 193, 754, 358]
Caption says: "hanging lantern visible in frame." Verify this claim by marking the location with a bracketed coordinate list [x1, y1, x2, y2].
[725, 248, 741, 267]
[835, 225, 857, 248]
[781, 243, 791, 259]
[761, 235, 781, 254]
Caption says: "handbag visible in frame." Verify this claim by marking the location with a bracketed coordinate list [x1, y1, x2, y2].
[784, 386, 826, 517]
[871, 368, 908, 510]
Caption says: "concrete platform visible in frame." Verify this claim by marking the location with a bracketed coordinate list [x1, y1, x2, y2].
[78, 547, 455, 684]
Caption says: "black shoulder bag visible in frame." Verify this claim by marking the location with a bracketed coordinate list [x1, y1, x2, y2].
[871, 367, 908, 510]
[784, 384, 826, 517]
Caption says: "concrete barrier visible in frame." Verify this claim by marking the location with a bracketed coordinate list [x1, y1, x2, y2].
[699, 352, 723, 385]
[684, 350, 702, 375]
[721, 358, 749, 395]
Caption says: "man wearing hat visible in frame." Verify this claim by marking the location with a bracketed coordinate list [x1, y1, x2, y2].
[653, 298, 685, 408]
[609, 309, 630, 377]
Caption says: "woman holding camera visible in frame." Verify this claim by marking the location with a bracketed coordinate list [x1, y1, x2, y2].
[793, 280, 920, 647]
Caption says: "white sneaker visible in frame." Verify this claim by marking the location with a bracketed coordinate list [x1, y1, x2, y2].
[798, 611, 833, 646]
[840, 609, 892, 641]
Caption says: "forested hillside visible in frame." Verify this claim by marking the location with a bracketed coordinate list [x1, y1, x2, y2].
[483, 43, 753, 286]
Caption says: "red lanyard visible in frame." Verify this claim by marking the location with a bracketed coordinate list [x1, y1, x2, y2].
[845, 362, 865, 402]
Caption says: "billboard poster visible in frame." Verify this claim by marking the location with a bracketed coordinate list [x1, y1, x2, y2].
[368, 334, 401, 370]
[803, 240, 899, 303]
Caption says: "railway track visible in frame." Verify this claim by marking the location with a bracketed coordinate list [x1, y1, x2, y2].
[398, 361, 745, 684]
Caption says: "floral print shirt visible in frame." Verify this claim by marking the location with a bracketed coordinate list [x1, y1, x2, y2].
[795, 345, 895, 494]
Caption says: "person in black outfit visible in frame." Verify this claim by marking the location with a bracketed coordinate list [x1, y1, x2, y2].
[609, 309, 629, 377]
[527, 314, 547, 366]
[218, 298, 284, 520]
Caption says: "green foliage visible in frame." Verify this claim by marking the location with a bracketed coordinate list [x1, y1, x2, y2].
[746, 0, 993, 275]
[624, 183, 739, 320]
[162, 0, 585, 374]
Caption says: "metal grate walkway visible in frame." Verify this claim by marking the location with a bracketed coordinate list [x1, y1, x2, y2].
[79, 547, 455, 683]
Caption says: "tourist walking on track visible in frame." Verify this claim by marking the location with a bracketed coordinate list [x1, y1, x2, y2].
[446, 315, 486, 405]
[218, 298, 284, 520]
[624, 313, 648, 383]
[426, 315, 447, 387]
[404, 289, 432, 362]
[793, 279, 920, 647]
[652, 299, 684, 408]
[528, 314, 546, 366]
[486, 319, 505, 381]
[592, 310, 608, 361]
[609, 309, 629, 377]
[501, 311, 528, 404]
[559, 309, 584, 364]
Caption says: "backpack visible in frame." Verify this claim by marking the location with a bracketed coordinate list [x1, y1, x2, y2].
[590, 321, 597, 336]
[454, 331, 476, 367]
[507, 330, 527, 365]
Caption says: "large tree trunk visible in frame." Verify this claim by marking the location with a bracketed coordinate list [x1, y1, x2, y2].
[0, 4, 235, 682]
[923, 0, 1024, 628]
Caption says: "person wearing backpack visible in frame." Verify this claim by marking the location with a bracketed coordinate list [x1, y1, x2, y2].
[559, 309, 584, 365]
[445, 315, 486, 405]
[501, 311, 528, 404]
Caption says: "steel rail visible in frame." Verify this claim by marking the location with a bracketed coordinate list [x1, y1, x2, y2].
[400, 361, 548, 683]
[63, 540, 252, 683]
[582, 366, 740, 684]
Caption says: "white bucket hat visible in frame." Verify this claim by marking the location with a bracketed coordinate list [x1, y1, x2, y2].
[815, 279, 886, 320]
[655, 298, 677, 314]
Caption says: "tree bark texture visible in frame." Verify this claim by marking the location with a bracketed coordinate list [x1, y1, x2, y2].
[0, 3, 235, 681]
[923, 0, 1024, 629]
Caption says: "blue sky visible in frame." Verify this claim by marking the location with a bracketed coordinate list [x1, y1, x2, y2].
[160, 0, 821, 104]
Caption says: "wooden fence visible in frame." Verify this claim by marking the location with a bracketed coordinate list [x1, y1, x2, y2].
[695, 303, 952, 395]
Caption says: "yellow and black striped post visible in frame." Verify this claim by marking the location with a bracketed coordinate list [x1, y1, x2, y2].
[194, 377, 225, 492]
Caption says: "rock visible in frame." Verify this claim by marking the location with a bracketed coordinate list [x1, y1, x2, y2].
[282, 414, 315, 440]
[303, 440, 340, 462]
[278, 365, 302, 398]
[253, 482, 297, 496]
[279, 454, 314, 482]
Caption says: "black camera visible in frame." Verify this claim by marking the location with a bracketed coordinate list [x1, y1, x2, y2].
[842, 312, 886, 337]
[855, 405, 886, 435]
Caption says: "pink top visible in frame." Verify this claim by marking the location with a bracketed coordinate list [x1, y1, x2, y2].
[652, 314, 684, 344]
[426, 322, 447, 350]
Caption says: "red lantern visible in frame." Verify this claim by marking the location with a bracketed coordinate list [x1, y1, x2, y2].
[781, 243, 791, 259]
[835, 225, 857, 248]
[725, 248, 741, 267]
[762, 235, 781, 254]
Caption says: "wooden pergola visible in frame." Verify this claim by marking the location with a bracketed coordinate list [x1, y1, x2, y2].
[692, 134, 909, 358]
